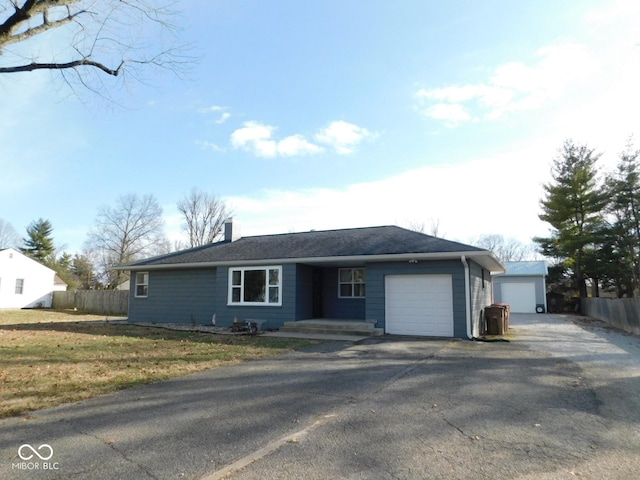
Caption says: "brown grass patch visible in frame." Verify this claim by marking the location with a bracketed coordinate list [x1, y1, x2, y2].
[0, 309, 316, 418]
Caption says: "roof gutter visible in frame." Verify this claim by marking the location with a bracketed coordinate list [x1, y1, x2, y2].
[461, 255, 473, 340]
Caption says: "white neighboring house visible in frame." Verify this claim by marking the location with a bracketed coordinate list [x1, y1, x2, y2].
[0, 248, 67, 309]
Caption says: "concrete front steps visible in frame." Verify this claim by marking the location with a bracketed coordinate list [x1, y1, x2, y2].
[279, 319, 384, 337]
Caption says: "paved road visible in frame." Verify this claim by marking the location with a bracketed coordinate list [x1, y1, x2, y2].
[1, 313, 639, 479]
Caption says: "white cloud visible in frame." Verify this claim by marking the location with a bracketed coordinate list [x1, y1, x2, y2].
[315, 120, 373, 154]
[277, 134, 324, 156]
[423, 103, 472, 126]
[226, 141, 552, 245]
[198, 105, 231, 124]
[417, 84, 498, 104]
[230, 121, 326, 158]
[198, 105, 226, 113]
[195, 140, 224, 152]
[583, 0, 640, 28]
[230, 121, 278, 157]
[230, 120, 374, 158]
[215, 112, 231, 124]
[417, 43, 596, 125]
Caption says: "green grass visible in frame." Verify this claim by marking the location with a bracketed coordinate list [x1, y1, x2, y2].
[0, 309, 317, 418]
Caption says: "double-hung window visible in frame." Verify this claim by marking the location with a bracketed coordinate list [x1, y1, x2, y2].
[135, 272, 149, 298]
[229, 266, 282, 306]
[15, 278, 24, 295]
[339, 268, 365, 298]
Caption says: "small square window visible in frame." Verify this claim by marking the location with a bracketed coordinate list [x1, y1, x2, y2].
[338, 268, 365, 298]
[135, 272, 149, 298]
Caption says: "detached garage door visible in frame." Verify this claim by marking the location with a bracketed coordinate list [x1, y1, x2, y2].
[501, 282, 536, 313]
[385, 274, 454, 337]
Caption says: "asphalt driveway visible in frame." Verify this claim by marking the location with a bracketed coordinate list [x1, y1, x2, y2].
[1, 313, 639, 479]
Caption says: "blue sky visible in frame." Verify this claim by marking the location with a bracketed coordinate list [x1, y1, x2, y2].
[1, 0, 639, 255]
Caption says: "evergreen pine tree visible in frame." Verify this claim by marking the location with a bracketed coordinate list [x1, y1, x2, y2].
[21, 218, 55, 263]
[535, 140, 608, 298]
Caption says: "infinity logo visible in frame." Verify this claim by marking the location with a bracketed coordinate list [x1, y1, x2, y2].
[18, 444, 54, 461]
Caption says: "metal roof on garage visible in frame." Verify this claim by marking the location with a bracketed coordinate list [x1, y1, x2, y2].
[495, 261, 548, 276]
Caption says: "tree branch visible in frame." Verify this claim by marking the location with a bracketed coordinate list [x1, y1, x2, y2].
[0, 7, 86, 49]
[0, 57, 124, 75]
[0, 1, 192, 102]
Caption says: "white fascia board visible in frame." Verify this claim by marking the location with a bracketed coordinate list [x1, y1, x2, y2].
[114, 250, 505, 273]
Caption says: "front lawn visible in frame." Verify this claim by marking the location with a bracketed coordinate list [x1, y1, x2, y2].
[0, 309, 316, 418]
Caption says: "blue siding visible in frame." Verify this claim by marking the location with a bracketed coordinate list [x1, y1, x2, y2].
[365, 260, 467, 338]
[128, 269, 217, 324]
[469, 261, 492, 337]
[321, 267, 366, 319]
[128, 259, 472, 337]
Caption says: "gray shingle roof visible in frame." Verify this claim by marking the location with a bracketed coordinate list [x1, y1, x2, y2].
[124, 225, 489, 268]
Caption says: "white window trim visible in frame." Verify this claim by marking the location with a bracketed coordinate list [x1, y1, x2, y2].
[338, 267, 366, 299]
[135, 272, 149, 298]
[15, 278, 24, 295]
[228, 266, 282, 306]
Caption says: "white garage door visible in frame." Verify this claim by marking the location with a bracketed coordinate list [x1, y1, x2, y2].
[385, 274, 454, 337]
[501, 282, 536, 313]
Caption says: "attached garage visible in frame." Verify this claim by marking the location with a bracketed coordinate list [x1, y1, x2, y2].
[493, 261, 548, 314]
[385, 274, 454, 337]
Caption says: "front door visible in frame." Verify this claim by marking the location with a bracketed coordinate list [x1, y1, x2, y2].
[312, 267, 323, 318]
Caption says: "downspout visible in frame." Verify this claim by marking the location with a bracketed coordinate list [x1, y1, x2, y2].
[461, 255, 473, 340]
[542, 269, 548, 313]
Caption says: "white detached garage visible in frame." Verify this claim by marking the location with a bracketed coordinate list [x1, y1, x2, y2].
[493, 261, 548, 313]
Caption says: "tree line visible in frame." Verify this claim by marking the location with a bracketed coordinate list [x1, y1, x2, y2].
[536, 138, 640, 298]
[0, 188, 230, 290]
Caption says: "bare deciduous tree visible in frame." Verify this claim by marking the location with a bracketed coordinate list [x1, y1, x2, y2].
[177, 188, 231, 247]
[427, 217, 443, 237]
[0, 1, 189, 99]
[85, 193, 166, 288]
[0, 217, 20, 248]
[472, 234, 537, 262]
[407, 218, 445, 237]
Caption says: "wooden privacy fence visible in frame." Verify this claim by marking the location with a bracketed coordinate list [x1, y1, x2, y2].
[581, 297, 640, 336]
[53, 290, 129, 316]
